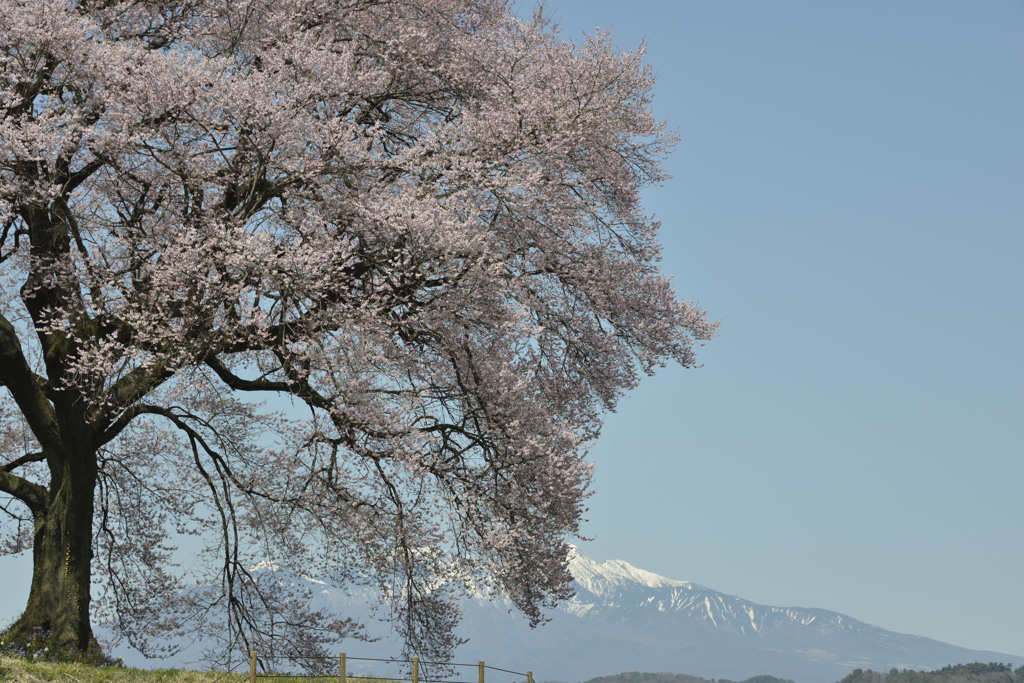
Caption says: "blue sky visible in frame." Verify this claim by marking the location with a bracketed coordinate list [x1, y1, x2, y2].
[2, 0, 1021, 664]
[544, 0, 1024, 658]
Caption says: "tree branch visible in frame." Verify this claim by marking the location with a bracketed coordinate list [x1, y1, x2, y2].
[205, 355, 293, 394]
[205, 352, 336, 416]
[108, 359, 173, 404]
[64, 158, 105, 195]
[0, 311, 61, 454]
[98, 359, 176, 429]
[0, 469, 48, 513]
[96, 353, 314, 448]
[3, 451, 46, 473]
[93, 403, 161, 449]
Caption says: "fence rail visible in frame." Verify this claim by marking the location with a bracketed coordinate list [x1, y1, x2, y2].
[247, 651, 534, 683]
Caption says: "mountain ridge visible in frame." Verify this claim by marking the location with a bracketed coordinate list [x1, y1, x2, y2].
[105, 548, 1024, 683]
[451, 549, 1024, 683]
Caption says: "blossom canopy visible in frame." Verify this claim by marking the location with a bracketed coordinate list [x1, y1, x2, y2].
[0, 0, 717, 666]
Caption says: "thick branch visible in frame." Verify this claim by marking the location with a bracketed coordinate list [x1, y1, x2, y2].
[205, 355, 292, 394]
[98, 336, 295, 442]
[0, 469, 48, 513]
[96, 353, 314, 448]
[64, 158, 105, 195]
[99, 359, 176, 426]
[205, 353, 334, 414]
[0, 312, 61, 454]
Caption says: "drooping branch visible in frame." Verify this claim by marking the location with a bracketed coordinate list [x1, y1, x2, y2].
[135, 402, 343, 664]
[93, 403, 163, 449]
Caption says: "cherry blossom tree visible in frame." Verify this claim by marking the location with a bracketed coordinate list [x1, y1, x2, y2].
[0, 0, 716, 666]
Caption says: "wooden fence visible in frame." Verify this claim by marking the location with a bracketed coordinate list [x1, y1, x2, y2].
[247, 651, 534, 683]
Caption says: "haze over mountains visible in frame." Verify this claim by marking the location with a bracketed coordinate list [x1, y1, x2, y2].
[448, 549, 1024, 683]
[109, 548, 1024, 683]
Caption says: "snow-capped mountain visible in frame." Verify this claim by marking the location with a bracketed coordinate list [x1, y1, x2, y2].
[566, 549, 865, 636]
[449, 550, 1023, 683]
[107, 549, 1024, 683]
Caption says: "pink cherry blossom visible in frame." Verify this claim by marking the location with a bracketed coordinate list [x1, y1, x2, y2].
[0, 0, 717, 669]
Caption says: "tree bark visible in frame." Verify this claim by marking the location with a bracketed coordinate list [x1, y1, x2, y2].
[5, 421, 97, 652]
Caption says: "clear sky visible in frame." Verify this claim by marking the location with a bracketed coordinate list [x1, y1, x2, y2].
[1, 0, 1021, 664]
[543, 0, 1024, 659]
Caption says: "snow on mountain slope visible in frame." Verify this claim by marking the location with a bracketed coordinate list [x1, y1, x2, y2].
[567, 546, 854, 636]
[568, 547, 693, 593]
[510, 547, 1024, 682]
[104, 547, 1024, 683]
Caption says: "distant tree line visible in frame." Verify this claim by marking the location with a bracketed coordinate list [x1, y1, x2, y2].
[721, 675, 796, 683]
[840, 662, 1024, 683]
[583, 672, 714, 683]
[580, 664, 1024, 683]
[581, 673, 795, 683]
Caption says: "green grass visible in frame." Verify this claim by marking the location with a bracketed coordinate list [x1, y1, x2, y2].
[0, 655, 404, 683]
[0, 629, 401, 682]
[0, 654, 251, 682]
[0, 625, 253, 681]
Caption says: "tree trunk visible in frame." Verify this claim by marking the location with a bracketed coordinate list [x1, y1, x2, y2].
[6, 438, 97, 652]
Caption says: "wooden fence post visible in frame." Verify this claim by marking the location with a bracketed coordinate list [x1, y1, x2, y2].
[528, 671, 533, 683]
[412, 656, 419, 683]
[479, 661, 485, 683]
[339, 652, 346, 683]
[249, 651, 257, 683]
